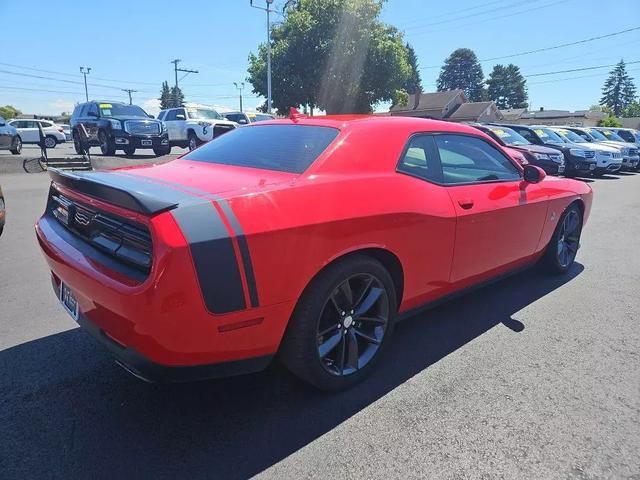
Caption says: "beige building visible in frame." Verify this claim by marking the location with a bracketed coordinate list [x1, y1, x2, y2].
[499, 108, 606, 126]
[390, 90, 503, 123]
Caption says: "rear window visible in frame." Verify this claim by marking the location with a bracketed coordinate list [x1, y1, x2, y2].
[182, 124, 339, 173]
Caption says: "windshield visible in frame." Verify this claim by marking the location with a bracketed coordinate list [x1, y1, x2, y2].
[187, 107, 223, 120]
[249, 113, 275, 122]
[599, 129, 625, 142]
[533, 127, 564, 144]
[554, 128, 587, 143]
[99, 103, 148, 118]
[585, 128, 607, 141]
[487, 127, 531, 146]
[182, 125, 339, 173]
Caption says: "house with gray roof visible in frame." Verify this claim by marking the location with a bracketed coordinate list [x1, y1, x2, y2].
[390, 90, 467, 119]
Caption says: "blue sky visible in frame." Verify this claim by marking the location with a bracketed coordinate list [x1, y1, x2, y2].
[0, 0, 638, 115]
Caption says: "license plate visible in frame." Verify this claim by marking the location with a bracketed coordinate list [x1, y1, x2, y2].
[589, 164, 596, 170]
[59, 282, 79, 321]
[141, 139, 152, 146]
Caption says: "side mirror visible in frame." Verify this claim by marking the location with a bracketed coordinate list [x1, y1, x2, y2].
[523, 165, 546, 184]
[176, 114, 186, 120]
[0, 121, 5, 127]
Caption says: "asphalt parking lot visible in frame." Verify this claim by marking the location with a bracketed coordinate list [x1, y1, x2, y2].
[0, 167, 639, 479]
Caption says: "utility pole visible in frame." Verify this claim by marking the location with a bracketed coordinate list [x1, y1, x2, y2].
[80, 66, 91, 102]
[250, 0, 276, 113]
[234, 82, 245, 112]
[170, 59, 198, 89]
[122, 89, 137, 105]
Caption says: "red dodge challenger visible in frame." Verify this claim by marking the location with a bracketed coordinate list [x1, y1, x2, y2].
[36, 115, 592, 390]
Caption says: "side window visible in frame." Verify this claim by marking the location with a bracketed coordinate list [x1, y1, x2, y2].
[577, 131, 591, 141]
[435, 134, 521, 185]
[39, 121, 52, 128]
[10, 121, 22, 128]
[514, 128, 535, 143]
[397, 135, 443, 183]
[176, 108, 186, 119]
[164, 109, 177, 121]
[24, 121, 38, 128]
[617, 130, 634, 142]
[86, 103, 99, 117]
[157, 111, 166, 121]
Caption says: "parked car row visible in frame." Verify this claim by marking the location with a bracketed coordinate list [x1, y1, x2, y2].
[467, 123, 639, 177]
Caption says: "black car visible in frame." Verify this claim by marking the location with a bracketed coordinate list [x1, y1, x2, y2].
[70, 101, 170, 157]
[468, 123, 565, 175]
[0, 116, 22, 155]
[491, 124, 597, 177]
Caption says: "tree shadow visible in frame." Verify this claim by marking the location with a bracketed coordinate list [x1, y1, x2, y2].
[0, 263, 583, 479]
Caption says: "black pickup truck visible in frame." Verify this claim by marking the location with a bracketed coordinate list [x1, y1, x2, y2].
[70, 101, 170, 157]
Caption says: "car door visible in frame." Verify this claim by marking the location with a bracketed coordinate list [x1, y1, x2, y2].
[433, 133, 549, 284]
[0, 116, 10, 148]
[173, 108, 187, 140]
[18, 120, 39, 143]
[163, 109, 179, 140]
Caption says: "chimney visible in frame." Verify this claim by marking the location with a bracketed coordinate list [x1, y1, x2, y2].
[413, 87, 421, 110]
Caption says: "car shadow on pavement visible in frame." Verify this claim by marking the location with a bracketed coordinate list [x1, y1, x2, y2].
[0, 263, 583, 479]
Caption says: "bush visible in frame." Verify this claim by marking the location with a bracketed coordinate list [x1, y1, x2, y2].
[598, 116, 623, 127]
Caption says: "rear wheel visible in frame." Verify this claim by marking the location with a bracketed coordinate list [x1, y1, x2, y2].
[98, 130, 115, 156]
[542, 204, 583, 274]
[44, 136, 57, 149]
[10, 136, 21, 155]
[280, 256, 396, 391]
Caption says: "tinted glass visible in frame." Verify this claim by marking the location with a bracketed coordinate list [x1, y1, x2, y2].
[397, 135, 442, 183]
[435, 134, 521, 184]
[512, 127, 537, 143]
[487, 126, 531, 146]
[585, 128, 607, 141]
[252, 114, 275, 122]
[39, 121, 52, 128]
[157, 111, 166, 121]
[616, 130, 635, 142]
[182, 125, 339, 174]
[98, 103, 147, 117]
[164, 110, 178, 121]
[533, 127, 564, 144]
[554, 128, 587, 143]
[87, 104, 99, 116]
[225, 113, 247, 123]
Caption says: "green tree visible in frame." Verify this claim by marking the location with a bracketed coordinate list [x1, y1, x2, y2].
[403, 43, 422, 95]
[621, 100, 640, 117]
[600, 60, 637, 116]
[598, 116, 623, 127]
[0, 105, 21, 119]
[247, 0, 412, 114]
[159, 81, 172, 109]
[170, 86, 185, 107]
[486, 64, 528, 109]
[437, 48, 484, 102]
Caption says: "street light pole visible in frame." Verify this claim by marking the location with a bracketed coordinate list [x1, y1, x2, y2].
[250, 0, 275, 114]
[80, 66, 91, 102]
[233, 82, 245, 112]
[122, 89, 137, 105]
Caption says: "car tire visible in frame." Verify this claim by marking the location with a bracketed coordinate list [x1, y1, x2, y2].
[10, 136, 22, 155]
[98, 130, 115, 156]
[72, 131, 85, 155]
[542, 203, 583, 275]
[280, 255, 397, 391]
[44, 136, 57, 149]
[153, 146, 171, 157]
[188, 131, 199, 151]
[123, 146, 136, 156]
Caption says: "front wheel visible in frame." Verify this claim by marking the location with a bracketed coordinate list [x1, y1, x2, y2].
[72, 131, 84, 154]
[98, 130, 115, 156]
[542, 204, 583, 274]
[123, 146, 136, 156]
[188, 131, 199, 151]
[10, 136, 22, 155]
[153, 146, 171, 157]
[280, 256, 397, 391]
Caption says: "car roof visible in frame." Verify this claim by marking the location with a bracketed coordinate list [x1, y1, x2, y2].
[253, 115, 487, 135]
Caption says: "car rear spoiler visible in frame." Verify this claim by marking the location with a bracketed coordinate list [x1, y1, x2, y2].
[48, 168, 182, 215]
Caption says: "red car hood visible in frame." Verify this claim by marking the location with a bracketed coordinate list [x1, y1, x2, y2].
[115, 159, 299, 198]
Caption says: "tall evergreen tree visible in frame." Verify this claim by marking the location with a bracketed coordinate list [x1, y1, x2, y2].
[170, 86, 185, 107]
[159, 81, 172, 109]
[403, 43, 422, 95]
[486, 64, 528, 109]
[600, 60, 637, 116]
[436, 48, 484, 101]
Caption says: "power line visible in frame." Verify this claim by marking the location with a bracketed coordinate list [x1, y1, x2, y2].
[481, 26, 640, 62]
[524, 60, 639, 78]
[401, 0, 513, 28]
[527, 66, 640, 85]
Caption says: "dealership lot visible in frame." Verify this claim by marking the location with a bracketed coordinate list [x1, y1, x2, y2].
[0, 168, 639, 479]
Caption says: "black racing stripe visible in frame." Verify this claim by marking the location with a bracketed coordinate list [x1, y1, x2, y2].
[171, 202, 246, 314]
[217, 200, 259, 308]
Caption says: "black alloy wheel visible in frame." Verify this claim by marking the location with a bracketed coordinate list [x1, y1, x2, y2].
[316, 273, 390, 376]
[543, 204, 582, 274]
[98, 130, 115, 156]
[10, 136, 21, 155]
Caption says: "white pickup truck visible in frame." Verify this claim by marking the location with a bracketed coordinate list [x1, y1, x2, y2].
[158, 104, 237, 151]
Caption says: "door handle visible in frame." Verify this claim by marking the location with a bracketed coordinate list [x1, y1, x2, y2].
[458, 199, 474, 210]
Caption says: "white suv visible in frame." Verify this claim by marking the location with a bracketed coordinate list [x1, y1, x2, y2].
[158, 104, 237, 151]
[8, 119, 66, 148]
